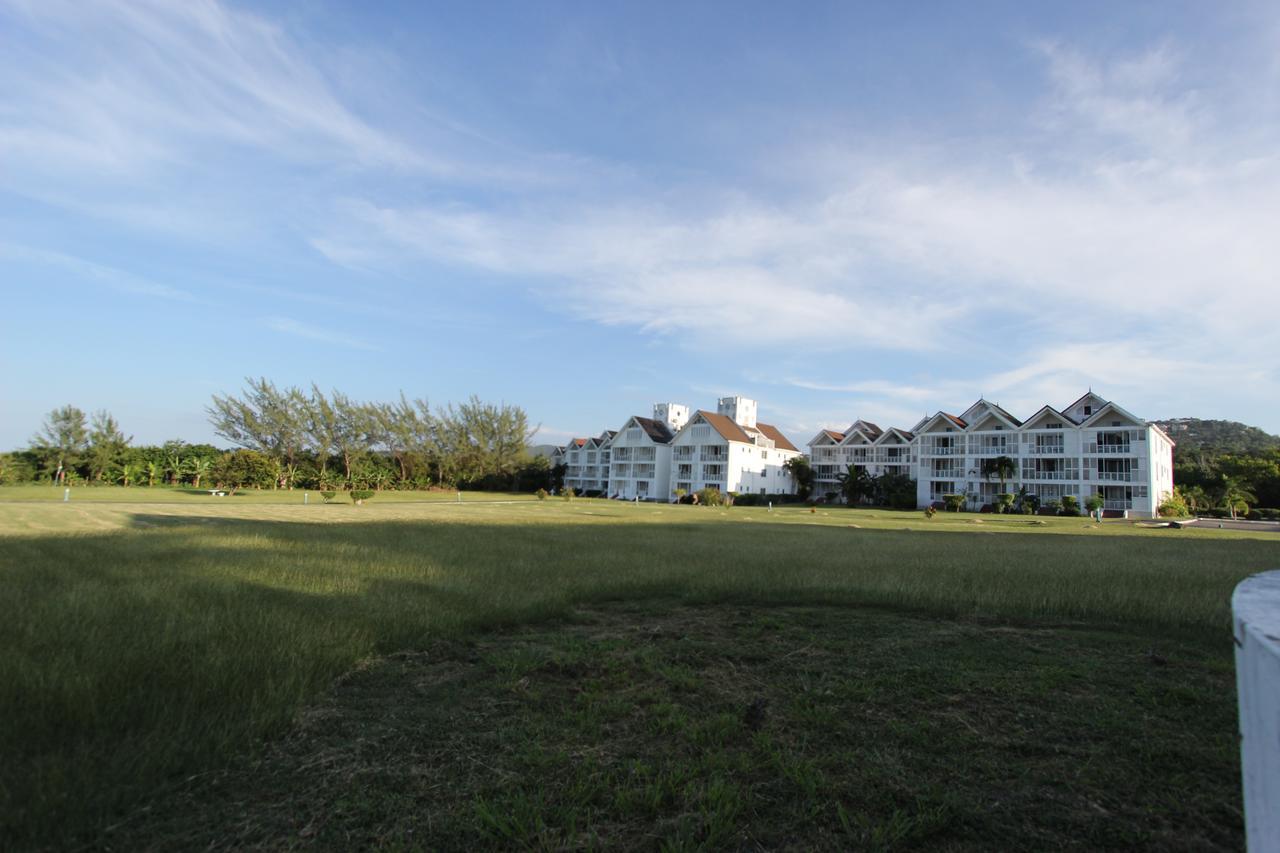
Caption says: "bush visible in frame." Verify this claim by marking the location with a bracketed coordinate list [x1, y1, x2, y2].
[734, 493, 761, 507]
[1084, 493, 1105, 514]
[995, 493, 1015, 514]
[943, 494, 965, 513]
[1060, 495, 1080, 517]
[924, 506, 937, 519]
[320, 490, 337, 503]
[697, 487, 725, 507]
[535, 488, 548, 501]
[1158, 494, 1189, 518]
[350, 490, 374, 504]
[562, 487, 575, 502]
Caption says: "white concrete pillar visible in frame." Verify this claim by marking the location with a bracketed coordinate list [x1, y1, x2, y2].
[1234, 570, 1280, 851]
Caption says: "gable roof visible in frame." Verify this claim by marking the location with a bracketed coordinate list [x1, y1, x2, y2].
[1020, 405, 1071, 428]
[1079, 400, 1145, 429]
[632, 416, 675, 444]
[914, 411, 967, 433]
[960, 398, 1022, 430]
[808, 429, 845, 447]
[695, 410, 753, 444]
[755, 422, 799, 452]
[874, 427, 915, 443]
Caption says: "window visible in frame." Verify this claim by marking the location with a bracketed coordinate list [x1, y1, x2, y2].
[1046, 422, 1062, 429]
[1111, 420, 1121, 427]
[1084, 406, 1092, 415]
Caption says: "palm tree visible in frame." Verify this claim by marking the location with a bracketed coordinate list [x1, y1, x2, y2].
[1180, 485, 1209, 516]
[166, 451, 185, 485]
[980, 456, 1017, 505]
[783, 456, 815, 500]
[836, 464, 873, 505]
[1221, 477, 1257, 520]
[145, 460, 161, 487]
[186, 457, 211, 489]
[118, 462, 140, 487]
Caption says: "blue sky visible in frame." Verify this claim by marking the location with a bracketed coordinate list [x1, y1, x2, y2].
[3, 0, 1278, 448]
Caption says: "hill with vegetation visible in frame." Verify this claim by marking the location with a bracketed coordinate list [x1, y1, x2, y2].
[1156, 418, 1280, 453]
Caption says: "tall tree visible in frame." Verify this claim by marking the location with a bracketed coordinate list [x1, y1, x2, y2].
[836, 463, 873, 505]
[784, 456, 815, 499]
[87, 411, 131, 482]
[207, 378, 306, 487]
[31, 405, 89, 483]
[980, 455, 1017, 493]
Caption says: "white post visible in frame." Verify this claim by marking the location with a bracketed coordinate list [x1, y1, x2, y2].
[457, 491, 461, 503]
[304, 492, 308, 505]
[63, 488, 70, 502]
[1234, 570, 1280, 850]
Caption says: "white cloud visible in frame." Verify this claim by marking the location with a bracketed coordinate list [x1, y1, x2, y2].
[263, 317, 379, 351]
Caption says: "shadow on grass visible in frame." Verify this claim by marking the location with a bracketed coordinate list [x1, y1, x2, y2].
[0, 511, 1271, 848]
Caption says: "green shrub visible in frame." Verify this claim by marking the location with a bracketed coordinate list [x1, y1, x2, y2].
[697, 486, 724, 507]
[995, 493, 1015, 514]
[535, 488, 548, 501]
[320, 490, 337, 503]
[1084, 493, 1105, 514]
[1158, 494, 1189, 518]
[350, 490, 374, 504]
[562, 487, 575, 502]
[924, 505, 937, 519]
[943, 494, 965, 513]
[1060, 495, 1080, 516]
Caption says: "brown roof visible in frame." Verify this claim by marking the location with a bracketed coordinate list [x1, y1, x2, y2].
[696, 410, 752, 444]
[756, 422, 799, 452]
[941, 412, 966, 428]
[631, 416, 675, 444]
[820, 429, 845, 442]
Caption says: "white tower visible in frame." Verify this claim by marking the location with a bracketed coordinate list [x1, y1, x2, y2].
[653, 403, 689, 431]
[717, 396, 757, 428]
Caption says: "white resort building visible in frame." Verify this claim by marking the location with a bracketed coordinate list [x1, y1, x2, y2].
[668, 397, 803, 498]
[556, 390, 1174, 516]
[807, 391, 1175, 517]
[554, 396, 803, 500]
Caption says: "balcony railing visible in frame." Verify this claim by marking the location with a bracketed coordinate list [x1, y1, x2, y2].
[1095, 471, 1134, 482]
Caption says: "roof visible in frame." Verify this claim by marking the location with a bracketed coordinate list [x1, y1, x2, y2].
[941, 412, 967, 428]
[755, 422, 799, 452]
[632, 416, 675, 444]
[819, 429, 845, 442]
[987, 403, 1023, 427]
[853, 420, 883, 438]
[696, 410, 753, 444]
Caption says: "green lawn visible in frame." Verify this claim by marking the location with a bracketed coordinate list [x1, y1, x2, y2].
[1, 499, 1274, 849]
[0, 484, 535, 503]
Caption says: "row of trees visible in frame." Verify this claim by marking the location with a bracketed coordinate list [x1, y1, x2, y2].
[5, 380, 549, 492]
[1173, 447, 1280, 516]
[206, 379, 536, 490]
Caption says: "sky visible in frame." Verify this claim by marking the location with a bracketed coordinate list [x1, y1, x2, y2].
[3, 0, 1279, 449]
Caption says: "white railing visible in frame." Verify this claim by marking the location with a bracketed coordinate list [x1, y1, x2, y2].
[1103, 499, 1132, 510]
[1233, 571, 1280, 850]
[1029, 444, 1065, 455]
[1096, 472, 1133, 482]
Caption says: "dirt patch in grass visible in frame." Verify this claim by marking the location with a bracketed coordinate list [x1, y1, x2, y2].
[108, 603, 1241, 851]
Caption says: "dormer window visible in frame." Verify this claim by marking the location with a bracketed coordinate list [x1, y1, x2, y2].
[1084, 406, 1092, 415]
[994, 425, 1002, 431]
[1111, 420, 1121, 427]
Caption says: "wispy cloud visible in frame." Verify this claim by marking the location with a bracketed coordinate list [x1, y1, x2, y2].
[263, 317, 379, 351]
[0, 243, 199, 302]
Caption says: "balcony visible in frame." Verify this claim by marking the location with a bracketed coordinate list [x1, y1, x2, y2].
[1092, 444, 1132, 454]
[1095, 471, 1134, 482]
[701, 446, 726, 460]
[674, 447, 694, 460]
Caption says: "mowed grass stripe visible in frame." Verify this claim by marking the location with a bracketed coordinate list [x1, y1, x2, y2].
[0, 501, 1275, 847]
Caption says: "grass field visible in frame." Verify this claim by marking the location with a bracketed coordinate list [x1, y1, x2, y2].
[2, 497, 1276, 849]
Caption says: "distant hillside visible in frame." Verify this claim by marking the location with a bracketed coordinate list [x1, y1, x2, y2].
[1155, 418, 1280, 453]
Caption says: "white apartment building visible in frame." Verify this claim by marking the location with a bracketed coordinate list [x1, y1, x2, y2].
[607, 404, 689, 500]
[916, 392, 1174, 516]
[668, 396, 803, 498]
[560, 430, 615, 494]
[810, 392, 1175, 517]
[808, 420, 915, 497]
